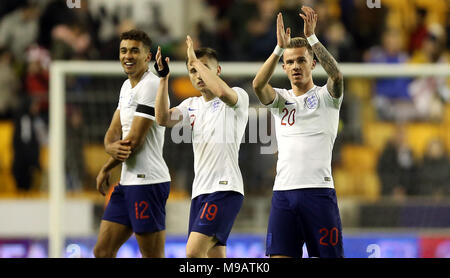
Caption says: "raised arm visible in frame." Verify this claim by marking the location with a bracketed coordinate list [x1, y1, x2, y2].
[154, 46, 184, 128]
[252, 13, 291, 105]
[300, 6, 343, 98]
[186, 35, 238, 107]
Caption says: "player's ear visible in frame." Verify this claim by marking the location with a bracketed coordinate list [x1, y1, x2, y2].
[311, 58, 316, 70]
[217, 65, 222, 76]
[146, 52, 152, 62]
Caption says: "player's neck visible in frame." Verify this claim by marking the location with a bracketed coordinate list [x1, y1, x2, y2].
[201, 90, 216, 102]
[129, 67, 148, 88]
[291, 80, 315, 96]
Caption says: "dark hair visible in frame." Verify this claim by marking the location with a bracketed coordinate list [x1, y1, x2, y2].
[285, 37, 314, 59]
[120, 29, 152, 51]
[186, 47, 219, 64]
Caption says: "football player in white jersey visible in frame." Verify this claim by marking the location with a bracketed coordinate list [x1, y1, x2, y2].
[93, 30, 171, 258]
[252, 6, 344, 258]
[154, 36, 249, 258]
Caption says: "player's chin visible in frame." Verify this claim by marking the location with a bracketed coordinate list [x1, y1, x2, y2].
[290, 75, 304, 85]
[122, 67, 134, 75]
[194, 83, 206, 91]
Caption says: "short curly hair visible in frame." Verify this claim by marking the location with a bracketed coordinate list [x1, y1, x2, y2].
[119, 29, 152, 51]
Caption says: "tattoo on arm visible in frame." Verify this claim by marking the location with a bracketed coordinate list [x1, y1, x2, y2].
[312, 42, 343, 98]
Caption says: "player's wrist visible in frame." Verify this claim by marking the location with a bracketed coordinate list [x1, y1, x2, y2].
[105, 144, 113, 155]
[273, 45, 285, 57]
[154, 58, 170, 78]
[306, 34, 319, 46]
[101, 164, 111, 173]
[159, 72, 170, 80]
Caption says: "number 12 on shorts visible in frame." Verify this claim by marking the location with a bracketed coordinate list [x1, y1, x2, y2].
[200, 202, 218, 221]
[135, 201, 149, 220]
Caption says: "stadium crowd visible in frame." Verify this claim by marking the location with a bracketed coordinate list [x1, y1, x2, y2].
[0, 0, 448, 199]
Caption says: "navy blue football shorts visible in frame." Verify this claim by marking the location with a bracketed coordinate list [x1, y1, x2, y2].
[266, 188, 344, 258]
[188, 191, 244, 246]
[102, 182, 170, 234]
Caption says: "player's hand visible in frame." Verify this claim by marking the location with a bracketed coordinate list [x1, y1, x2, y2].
[186, 35, 197, 65]
[155, 46, 170, 78]
[105, 139, 131, 161]
[299, 6, 317, 37]
[276, 12, 291, 48]
[96, 168, 110, 196]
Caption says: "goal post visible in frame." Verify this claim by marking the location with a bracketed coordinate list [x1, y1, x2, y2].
[48, 61, 450, 258]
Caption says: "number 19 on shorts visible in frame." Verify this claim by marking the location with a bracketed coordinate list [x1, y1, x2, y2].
[200, 202, 218, 221]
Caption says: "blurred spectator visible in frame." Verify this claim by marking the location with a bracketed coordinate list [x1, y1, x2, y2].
[99, 19, 136, 60]
[0, 0, 30, 19]
[277, 2, 300, 37]
[365, 28, 414, 121]
[145, 3, 177, 58]
[12, 97, 47, 193]
[37, 0, 78, 49]
[224, 0, 260, 60]
[409, 24, 450, 121]
[66, 107, 86, 192]
[71, 0, 101, 54]
[0, 48, 20, 119]
[243, 0, 278, 61]
[50, 22, 94, 60]
[344, 0, 387, 61]
[196, 21, 220, 52]
[408, 8, 428, 54]
[195, 0, 234, 60]
[322, 20, 358, 62]
[313, 0, 339, 41]
[377, 125, 418, 199]
[446, 9, 450, 50]
[0, 0, 40, 63]
[95, 5, 120, 48]
[418, 138, 450, 197]
[205, 0, 235, 18]
[410, 24, 448, 64]
[25, 45, 50, 121]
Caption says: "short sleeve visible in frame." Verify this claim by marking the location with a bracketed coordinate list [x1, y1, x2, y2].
[264, 88, 287, 115]
[174, 98, 192, 127]
[231, 87, 249, 110]
[134, 79, 158, 120]
[116, 94, 121, 111]
[117, 81, 127, 110]
[320, 85, 343, 109]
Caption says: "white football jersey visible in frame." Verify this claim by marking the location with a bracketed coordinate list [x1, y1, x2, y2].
[117, 70, 171, 185]
[175, 87, 249, 199]
[266, 85, 343, 191]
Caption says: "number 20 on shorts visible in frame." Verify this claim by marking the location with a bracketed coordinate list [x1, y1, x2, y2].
[200, 202, 218, 221]
[319, 227, 339, 246]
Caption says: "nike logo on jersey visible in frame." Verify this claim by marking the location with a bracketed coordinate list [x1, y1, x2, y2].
[188, 108, 197, 111]
[285, 101, 296, 105]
